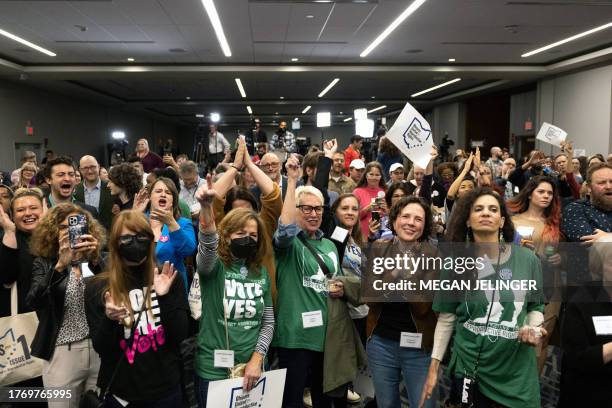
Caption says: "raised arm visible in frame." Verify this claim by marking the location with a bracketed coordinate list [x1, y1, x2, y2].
[447, 153, 473, 199]
[242, 138, 274, 196]
[212, 140, 245, 198]
[195, 174, 220, 277]
[279, 155, 300, 226]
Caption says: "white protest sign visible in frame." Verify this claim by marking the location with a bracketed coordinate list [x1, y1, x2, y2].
[385, 102, 433, 168]
[574, 148, 586, 157]
[206, 368, 287, 408]
[536, 122, 567, 147]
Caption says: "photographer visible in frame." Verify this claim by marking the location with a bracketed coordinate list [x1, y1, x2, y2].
[245, 118, 267, 156]
[272, 120, 296, 153]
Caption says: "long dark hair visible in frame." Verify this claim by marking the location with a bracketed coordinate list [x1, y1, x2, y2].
[357, 161, 386, 189]
[445, 187, 514, 243]
[385, 182, 411, 208]
[387, 196, 433, 242]
[331, 193, 364, 246]
[506, 176, 560, 243]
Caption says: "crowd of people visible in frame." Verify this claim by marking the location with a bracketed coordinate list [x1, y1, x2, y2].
[0, 128, 611, 408]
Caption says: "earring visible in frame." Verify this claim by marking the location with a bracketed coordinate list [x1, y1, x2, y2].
[499, 228, 506, 251]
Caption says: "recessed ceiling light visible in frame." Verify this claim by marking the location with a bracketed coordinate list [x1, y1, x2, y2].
[411, 78, 461, 97]
[0, 27, 56, 57]
[360, 0, 428, 57]
[246, 106, 253, 114]
[235, 78, 247, 98]
[291, 57, 299, 62]
[339, 111, 344, 114]
[368, 105, 387, 113]
[280, 96, 284, 99]
[302, 105, 312, 114]
[127, 57, 135, 62]
[275, 112, 279, 115]
[522, 21, 612, 57]
[195, 114, 205, 118]
[200, 0, 232, 57]
[318, 78, 340, 98]
[448, 58, 456, 62]
[343, 117, 353, 122]
[306, 15, 314, 19]
[186, 96, 191, 100]
[371, 96, 376, 99]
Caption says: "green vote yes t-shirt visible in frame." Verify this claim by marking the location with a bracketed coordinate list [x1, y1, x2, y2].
[196, 259, 272, 380]
[274, 233, 339, 352]
[434, 245, 545, 408]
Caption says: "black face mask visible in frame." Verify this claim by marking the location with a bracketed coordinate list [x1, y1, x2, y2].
[118, 239, 151, 264]
[230, 236, 257, 260]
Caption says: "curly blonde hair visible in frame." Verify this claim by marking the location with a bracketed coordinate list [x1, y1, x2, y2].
[217, 208, 266, 275]
[30, 203, 106, 259]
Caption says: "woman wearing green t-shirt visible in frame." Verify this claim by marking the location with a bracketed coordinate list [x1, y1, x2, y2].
[420, 188, 546, 408]
[194, 179, 274, 408]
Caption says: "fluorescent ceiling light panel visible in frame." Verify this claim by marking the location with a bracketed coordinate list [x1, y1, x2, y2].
[318, 78, 340, 98]
[354, 108, 368, 121]
[201, 0, 232, 57]
[0, 27, 56, 56]
[317, 112, 331, 128]
[522, 21, 612, 57]
[302, 105, 312, 114]
[235, 78, 246, 98]
[343, 117, 353, 122]
[368, 105, 387, 113]
[360, 0, 427, 57]
[246, 106, 253, 114]
[411, 78, 461, 97]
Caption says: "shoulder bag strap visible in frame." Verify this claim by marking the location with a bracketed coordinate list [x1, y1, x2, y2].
[298, 233, 332, 278]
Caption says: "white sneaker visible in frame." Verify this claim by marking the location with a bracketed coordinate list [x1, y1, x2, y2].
[303, 389, 312, 408]
[347, 389, 361, 404]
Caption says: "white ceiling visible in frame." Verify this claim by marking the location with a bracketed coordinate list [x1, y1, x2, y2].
[0, 0, 611, 125]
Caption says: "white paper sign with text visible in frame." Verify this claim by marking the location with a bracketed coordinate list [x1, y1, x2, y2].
[385, 102, 433, 168]
[536, 122, 567, 147]
[206, 368, 287, 408]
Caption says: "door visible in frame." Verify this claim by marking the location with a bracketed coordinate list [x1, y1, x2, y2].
[14, 142, 43, 168]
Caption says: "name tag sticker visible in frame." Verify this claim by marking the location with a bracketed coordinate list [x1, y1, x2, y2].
[302, 310, 324, 329]
[516, 226, 535, 238]
[330, 226, 349, 243]
[592, 316, 612, 335]
[214, 350, 235, 368]
[400, 332, 422, 348]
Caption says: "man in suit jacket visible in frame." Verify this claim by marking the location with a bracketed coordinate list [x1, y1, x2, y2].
[74, 155, 113, 230]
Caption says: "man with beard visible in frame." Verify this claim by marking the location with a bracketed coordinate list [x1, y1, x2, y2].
[251, 152, 302, 202]
[44, 156, 98, 218]
[562, 163, 612, 284]
[328, 152, 355, 195]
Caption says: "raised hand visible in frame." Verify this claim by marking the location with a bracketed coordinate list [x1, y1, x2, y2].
[285, 155, 301, 181]
[323, 139, 338, 159]
[474, 146, 481, 168]
[133, 188, 150, 212]
[55, 229, 73, 271]
[73, 234, 99, 262]
[150, 207, 175, 226]
[195, 174, 217, 206]
[153, 261, 177, 296]
[233, 138, 246, 170]
[0, 206, 15, 233]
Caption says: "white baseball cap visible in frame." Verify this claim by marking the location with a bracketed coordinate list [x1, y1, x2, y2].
[349, 159, 365, 170]
[389, 163, 404, 173]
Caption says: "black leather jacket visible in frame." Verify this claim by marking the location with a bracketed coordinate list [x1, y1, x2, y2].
[26, 256, 105, 361]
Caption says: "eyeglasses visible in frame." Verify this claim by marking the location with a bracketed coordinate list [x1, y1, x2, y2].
[260, 162, 280, 169]
[297, 205, 323, 215]
[80, 165, 99, 172]
[118, 233, 151, 246]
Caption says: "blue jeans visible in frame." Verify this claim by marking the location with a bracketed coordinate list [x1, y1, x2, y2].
[195, 375, 210, 408]
[366, 334, 437, 408]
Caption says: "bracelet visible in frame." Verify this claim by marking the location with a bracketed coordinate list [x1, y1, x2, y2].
[230, 164, 241, 171]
